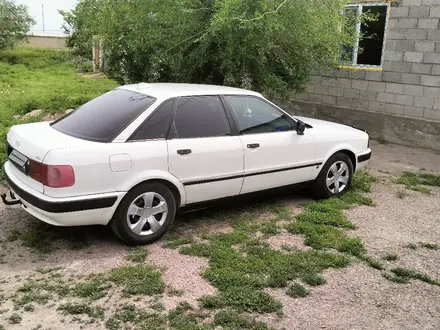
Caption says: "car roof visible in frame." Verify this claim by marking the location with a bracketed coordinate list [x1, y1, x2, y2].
[118, 83, 262, 99]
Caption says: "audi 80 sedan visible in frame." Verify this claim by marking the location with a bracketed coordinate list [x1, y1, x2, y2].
[3, 83, 371, 245]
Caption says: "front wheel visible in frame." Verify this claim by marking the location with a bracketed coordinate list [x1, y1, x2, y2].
[313, 152, 354, 199]
[111, 182, 176, 245]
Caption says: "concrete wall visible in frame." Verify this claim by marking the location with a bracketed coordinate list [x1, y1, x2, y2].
[23, 36, 68, 50]
[294, 0, 440, 149]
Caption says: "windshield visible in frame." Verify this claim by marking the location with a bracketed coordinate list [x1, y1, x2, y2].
[51, 89, 156, 142]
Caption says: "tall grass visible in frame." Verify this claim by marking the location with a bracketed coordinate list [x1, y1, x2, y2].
[0, 48, 118, 178]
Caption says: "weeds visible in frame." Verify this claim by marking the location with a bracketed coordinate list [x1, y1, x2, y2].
[286, 283, 309, 298]
[396, 190, 408, 199]
[395, 172, 440, 195]
[404, 243, 418, 250]
[167, 287, 185, 297]
[382, 254, 399, 261]
[57, 303, 104, 319]
[106, 304, 166, 330]
[420, 243, 438, 250]
[387, 268, 440, 286]
[359, 255, 384, 270]
[214, 310, 270, 329]
[164, 236, 195, 249]
[8, 313, 22, 324]
[108, 265, 164, 297]
[126, 246, 149, 263]
[70, 277, 110, 300]
[23, 304, 34, 312]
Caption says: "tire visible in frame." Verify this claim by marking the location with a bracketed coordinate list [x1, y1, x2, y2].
[313, 152, 354, 199]
[111, 182, 176, 245]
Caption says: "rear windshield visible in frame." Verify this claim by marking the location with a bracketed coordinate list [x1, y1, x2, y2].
[51, 89, 156, 142]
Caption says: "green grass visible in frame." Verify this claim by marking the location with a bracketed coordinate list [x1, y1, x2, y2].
[107, 265, 165, 297]
[388, 268, 440, 286]
[404, 243, 418, 250]
[106, 304, 167, 330]
[395, 172, 440, 195]
[396, 190, 409, 199]
[285, 172, 377, 256]
[164, 236, 195, 249]
[286, 283, 309, 298]
[419, 243, 439, 250]
[168, 287, 185, 297]
[168, 171, 377, 315]
[168, 302, 211, 330]
[358, 255, 384, 270]
[70, 276, 110, 300]
[0, 48, 118, 178]
[126, 246, 149, 263]
[7, 222, 94, 254]
[382, 253, 399, 261]
[301, 272, 326, 286]
[214, 310, 271, 330]
[57, 303, 104, 319]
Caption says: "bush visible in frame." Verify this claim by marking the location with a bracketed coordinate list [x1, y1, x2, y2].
[61, 0, 361, 96]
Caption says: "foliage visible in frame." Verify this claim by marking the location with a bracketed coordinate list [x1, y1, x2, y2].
[61, 0, 361, 95]
[59, 0, 100, 58]
[0, 0, 35, 50]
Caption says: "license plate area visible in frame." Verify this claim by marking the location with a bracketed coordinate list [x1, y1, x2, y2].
[9, 149, 29, 174]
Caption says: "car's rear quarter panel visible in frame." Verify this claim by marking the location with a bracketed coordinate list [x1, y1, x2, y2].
[42, 141, 173, 199]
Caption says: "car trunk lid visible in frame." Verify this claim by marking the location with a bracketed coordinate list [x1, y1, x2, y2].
[7, 122, 90, 193]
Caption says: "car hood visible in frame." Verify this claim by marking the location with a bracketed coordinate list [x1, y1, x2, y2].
[294, 116, 366, 134]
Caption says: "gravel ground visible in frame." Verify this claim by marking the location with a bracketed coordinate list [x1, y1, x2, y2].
[0, 142, 439, 329]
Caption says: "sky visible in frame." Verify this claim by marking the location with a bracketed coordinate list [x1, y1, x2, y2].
[16, 0, 78, 36]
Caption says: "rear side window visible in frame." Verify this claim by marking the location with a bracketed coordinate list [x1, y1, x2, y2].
[51, 89, 156, 142]
[130, 99, 174, 141]
[171, 96, 231, 139]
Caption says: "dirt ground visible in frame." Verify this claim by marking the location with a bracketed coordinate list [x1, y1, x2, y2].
[0, 141, 439, 330]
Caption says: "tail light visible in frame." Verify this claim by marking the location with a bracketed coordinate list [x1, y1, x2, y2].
[28, 160, 75, 188]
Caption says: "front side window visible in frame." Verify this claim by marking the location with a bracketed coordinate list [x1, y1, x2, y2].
[340, 3, 389, 67]
[225, 96, 294, 135]
[130, 99, 174, 141]
[52, 89, 156, 142]
[171, 96, 231, 139]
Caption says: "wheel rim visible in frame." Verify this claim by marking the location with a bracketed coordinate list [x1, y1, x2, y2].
[126, 192, 168, 236]
[326, 161, 350, 194]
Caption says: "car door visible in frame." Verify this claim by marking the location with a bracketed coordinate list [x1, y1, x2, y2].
[167, 95, 244, 204]
[223, 95, 316, 194]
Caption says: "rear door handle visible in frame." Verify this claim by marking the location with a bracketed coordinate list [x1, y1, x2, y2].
[247, 143, 260, 149]
[177, 149, 192, 155]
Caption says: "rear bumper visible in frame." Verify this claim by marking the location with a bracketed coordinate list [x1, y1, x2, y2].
[4, 161, 124, 226]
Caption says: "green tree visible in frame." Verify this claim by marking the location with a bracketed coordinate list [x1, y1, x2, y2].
[62, 0, 361, 96]
[0, 0, 35, 50]
[60, 0, 101, 58]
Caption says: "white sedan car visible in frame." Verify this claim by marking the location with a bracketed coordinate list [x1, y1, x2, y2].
[3, 83, 371, 245]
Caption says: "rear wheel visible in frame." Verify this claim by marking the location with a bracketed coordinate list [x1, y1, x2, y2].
[111, 182, 176, 245]
[313, 152, 354, 199]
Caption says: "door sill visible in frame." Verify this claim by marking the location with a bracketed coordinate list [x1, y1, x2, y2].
[178, 181, 313, 214]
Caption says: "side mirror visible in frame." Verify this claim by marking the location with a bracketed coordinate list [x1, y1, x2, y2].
[296, 121, 306, 135]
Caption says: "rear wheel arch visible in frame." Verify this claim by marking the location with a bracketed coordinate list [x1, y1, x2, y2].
[338, 149, 356, 171]
[125, 179, 182, 208]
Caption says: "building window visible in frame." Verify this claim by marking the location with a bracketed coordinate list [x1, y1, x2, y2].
[340, 3, 389, 68]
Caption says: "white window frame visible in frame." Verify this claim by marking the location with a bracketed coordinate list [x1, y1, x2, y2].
[341, 2, 390, 68]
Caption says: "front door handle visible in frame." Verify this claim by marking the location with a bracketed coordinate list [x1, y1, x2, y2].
[177, 149, 192, 155]
[247, 143, 260, 149]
